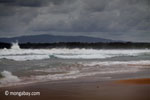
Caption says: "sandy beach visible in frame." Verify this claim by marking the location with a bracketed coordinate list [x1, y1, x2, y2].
[1, 44, 150, 100]
[115, 78, 150, 84]
[0, 77, 150, 100]
[0, 0, 150, 99]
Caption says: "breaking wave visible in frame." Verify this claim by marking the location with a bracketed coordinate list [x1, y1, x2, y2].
[1, 60, 148, 87]
[0, 71, 21, 86]
[11, 42, 21, 50]
[0, 42, 150, 61]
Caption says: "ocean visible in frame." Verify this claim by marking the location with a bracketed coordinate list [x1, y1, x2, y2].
[0, 42, 150, 87]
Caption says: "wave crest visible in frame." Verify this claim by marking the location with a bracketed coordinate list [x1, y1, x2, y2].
[0, 71, 21, 85]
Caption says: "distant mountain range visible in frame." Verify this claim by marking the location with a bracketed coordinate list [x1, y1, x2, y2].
[0, 34, 117, 43]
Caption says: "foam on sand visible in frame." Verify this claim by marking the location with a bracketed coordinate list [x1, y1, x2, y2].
[80, 60, 150, 67]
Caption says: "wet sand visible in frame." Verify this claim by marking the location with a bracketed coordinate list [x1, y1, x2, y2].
[0, 78, 150, 100]
[115, 78, 150, 84]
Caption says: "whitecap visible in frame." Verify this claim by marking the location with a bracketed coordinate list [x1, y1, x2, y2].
[0, 70, 21, 85]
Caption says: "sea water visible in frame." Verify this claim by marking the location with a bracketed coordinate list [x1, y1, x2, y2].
[0, 42, 150, 87]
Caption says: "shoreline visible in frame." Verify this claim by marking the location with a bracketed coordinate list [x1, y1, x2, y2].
[0, 77, 150, 100]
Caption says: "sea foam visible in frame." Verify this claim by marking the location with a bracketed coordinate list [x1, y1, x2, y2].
[11, 42, 21, 50]
[0, 71, 21, 85]
[0, 42, 150, 61]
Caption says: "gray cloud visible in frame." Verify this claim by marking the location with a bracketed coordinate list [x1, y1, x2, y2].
[0, 0, 150, 42]
[0, 0, 72, 7]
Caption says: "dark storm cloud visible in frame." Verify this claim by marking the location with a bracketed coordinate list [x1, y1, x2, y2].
[0, 0, 150, 42]
[30, 0, 150, 32]
[0, 0, 55, 7]
[0, 0, 72, 7]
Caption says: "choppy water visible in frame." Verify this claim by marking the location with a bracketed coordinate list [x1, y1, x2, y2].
[0, 42, 150, 87]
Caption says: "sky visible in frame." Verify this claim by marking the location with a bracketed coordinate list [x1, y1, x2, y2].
[0, 0, 150, 42]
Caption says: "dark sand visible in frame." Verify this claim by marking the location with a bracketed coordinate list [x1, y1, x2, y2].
[115, 78, 150, 84]
[0, 78, 150, 100]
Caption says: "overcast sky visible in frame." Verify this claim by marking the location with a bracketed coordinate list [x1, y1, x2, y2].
[0, 0, 150, 42]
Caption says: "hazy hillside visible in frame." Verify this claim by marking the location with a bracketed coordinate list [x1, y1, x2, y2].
[0, 34, 115, 43]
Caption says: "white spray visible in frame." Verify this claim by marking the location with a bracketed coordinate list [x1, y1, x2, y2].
[11, 41, 21, 50]
[0, 71, 21, 85]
